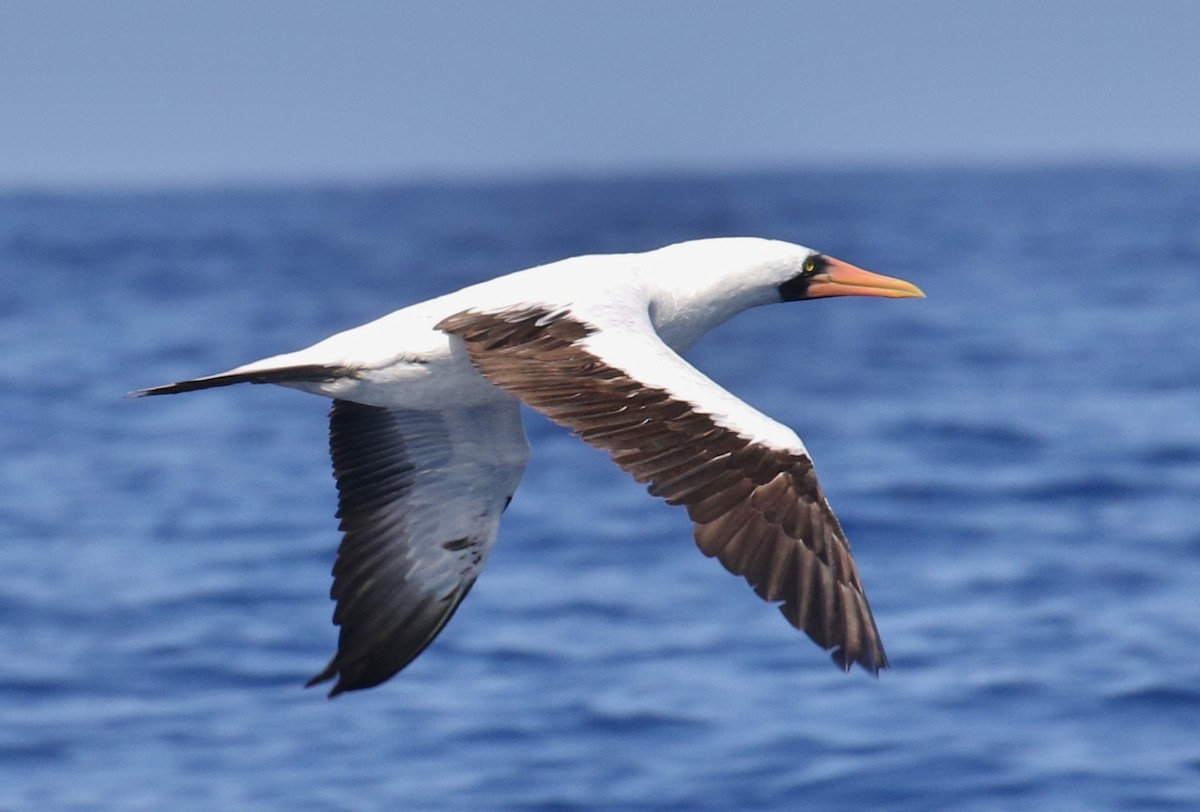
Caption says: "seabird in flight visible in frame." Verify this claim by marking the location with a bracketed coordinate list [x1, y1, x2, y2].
[133, 237, 924, 696]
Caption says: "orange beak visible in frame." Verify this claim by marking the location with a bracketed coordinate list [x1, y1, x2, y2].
[806, 256, 926, 299]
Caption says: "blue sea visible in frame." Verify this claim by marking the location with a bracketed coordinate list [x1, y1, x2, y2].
[2, 167, 1199, 810]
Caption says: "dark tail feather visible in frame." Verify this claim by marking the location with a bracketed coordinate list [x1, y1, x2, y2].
[128, 364, 347, 397]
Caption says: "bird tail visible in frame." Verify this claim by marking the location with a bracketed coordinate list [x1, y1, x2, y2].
[128, 363, 346, 397]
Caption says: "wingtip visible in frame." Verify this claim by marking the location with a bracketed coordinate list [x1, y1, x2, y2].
[305, 658, 339, 694]
[304, 673, 350, 699]
[831, 646, 889, 676]
[305, 679, 346, 699]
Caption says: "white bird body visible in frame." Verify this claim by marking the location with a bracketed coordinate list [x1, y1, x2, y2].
[222, 238, 799, 410]
[135, 237, 923, 696]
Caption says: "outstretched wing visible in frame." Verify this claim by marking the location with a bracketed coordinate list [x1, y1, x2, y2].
[437, 306, 887, 675]
[308, 399, 529, 696]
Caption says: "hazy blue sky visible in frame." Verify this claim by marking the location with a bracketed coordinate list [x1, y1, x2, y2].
[2, 1, 1198, 189]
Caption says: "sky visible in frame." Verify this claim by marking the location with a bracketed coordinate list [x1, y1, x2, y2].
[2, 1, 1199, 189]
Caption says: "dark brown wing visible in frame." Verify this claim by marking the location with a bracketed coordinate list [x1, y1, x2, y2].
[438, 306, 887, 674]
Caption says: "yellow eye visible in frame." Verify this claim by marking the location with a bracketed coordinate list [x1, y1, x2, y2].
[803, 257, 817, 274]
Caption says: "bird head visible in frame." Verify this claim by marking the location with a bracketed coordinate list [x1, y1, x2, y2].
[776, 250, 925, 302]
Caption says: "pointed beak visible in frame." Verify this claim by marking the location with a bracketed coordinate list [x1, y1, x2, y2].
[806, 256, 926, 299]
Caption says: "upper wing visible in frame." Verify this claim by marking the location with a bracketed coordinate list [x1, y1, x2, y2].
[308, 399, 530, 696]
[437, 306, 887, 675]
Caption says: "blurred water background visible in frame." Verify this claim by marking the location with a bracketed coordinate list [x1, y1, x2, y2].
[1, 166, 1198, 810]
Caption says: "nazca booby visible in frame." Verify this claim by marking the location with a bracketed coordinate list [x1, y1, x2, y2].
[134, 237, 925, 696]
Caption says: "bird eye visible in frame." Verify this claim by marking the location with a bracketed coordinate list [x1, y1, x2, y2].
[803, 257, 819, 274]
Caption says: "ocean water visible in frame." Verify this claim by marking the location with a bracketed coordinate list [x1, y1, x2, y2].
[2, 167, 1199, 810]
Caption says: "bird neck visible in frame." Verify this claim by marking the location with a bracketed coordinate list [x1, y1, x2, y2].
[637, 238, 792, 352]
[646, 279, 774, 353]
